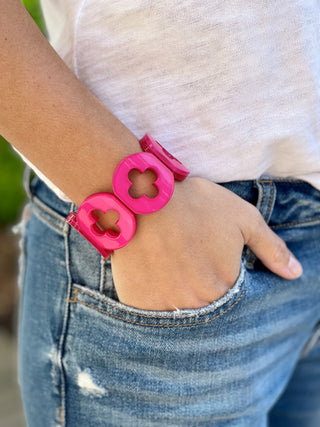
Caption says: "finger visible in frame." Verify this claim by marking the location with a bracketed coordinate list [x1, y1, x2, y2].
[241, 206, 303, 280]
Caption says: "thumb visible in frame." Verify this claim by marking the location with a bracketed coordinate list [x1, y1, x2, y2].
[242, 208, 303, 280]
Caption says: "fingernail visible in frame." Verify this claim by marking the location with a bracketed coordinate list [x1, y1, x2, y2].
[288, 254, 303, 278]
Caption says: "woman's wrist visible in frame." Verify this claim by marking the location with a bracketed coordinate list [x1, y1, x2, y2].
[67, 136, 190, 257]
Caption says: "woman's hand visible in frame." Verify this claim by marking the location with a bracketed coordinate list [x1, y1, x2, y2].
[110, 177, 303, 311]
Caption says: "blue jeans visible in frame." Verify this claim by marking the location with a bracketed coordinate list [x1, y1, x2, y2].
[17, 174, 320, 426]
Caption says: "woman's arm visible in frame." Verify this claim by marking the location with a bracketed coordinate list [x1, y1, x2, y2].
[0, 0, 302, 310]
[0, 0, 141, 206]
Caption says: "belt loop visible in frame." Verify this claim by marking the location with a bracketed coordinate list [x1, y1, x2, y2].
[22, 165, 33, 200]
[246, 175, 277, 269]
[253, 175, 277, 224]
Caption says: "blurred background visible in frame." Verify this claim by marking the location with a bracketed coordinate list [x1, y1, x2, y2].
[0, 1, 46, 425]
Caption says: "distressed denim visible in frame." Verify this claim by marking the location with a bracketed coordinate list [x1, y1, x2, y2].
[17, 174, 320, 426]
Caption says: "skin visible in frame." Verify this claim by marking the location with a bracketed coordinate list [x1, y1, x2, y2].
[0, 0, 303, 311]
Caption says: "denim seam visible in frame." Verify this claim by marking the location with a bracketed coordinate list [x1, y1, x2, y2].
[260, 181, 267, 218]
[246, 257, 255, 268]
[259, 179, 274, 184]
[246, 180, 266, 267]
[69, 284, 244, 319]
[99, 256, 107, 294]
[259, 179, 275, 222]
[32, 196, 66, 224]
[68, 283, 246, 327]
[265, 181, 275, 223]
[271, 178, 306, 183]
[23, 165, 33, 199]
[271, 217, 320, 229]
[67, 273, 247, 327]
[31, 205, 67, 235]
[247, 179, 276, 268]
[301, 322, 320, 358]
[56, 204, 75, 426]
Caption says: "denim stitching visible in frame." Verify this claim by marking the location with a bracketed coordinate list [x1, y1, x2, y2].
[247, 179, 276, 268]
[259, 179, 274, 184]
[32, 196, 66, 224]
[246, 258, 256, 268]
[246, 180, 266, 267]
[272, 179, 306, 183]
[246, 248, 257, 268]
[271, 217, 320, 229]
[259, 179, 275, 222]
[23, 165, 33, 199]
[57, 204, 75, 426]
[265, 181, 274, 223]
[300, 322, 320, 358]
[68, 277, 247, 327]
[69, 284, 242, 319]
[99, 256, 106, 294]
[260, 181, 267, 218]
[32, 205, 66, 234]
[68, 272, 247, 323]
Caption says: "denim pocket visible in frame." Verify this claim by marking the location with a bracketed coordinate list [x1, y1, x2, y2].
[29, 180, 248, 327]
[68, 260, 247, 328]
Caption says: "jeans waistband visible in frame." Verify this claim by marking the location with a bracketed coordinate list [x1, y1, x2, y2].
[24, 167, 320, 233]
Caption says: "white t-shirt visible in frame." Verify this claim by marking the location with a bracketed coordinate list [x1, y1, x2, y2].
[26, 0, 320, 200]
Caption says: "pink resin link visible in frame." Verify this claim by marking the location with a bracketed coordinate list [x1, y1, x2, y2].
[66, 134, 190, 258]
[139, 134, 190, 181]
[67, 193, 136, 258]
[112, 152, 175, 215]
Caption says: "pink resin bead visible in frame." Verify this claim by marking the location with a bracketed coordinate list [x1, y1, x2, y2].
[66, 192, 136, 258]
[112, 152, 175, 215]
[139, 134, 190, 181]
[66, 134, 189, 257]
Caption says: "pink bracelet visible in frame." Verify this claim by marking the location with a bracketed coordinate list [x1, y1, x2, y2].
[66, 134, 190, 258]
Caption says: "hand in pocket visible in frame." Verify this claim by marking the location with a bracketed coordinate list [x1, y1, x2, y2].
[110, 177, 303, 311]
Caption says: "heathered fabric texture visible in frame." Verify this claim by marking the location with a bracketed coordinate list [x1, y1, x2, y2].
[27, 0, 320, 200]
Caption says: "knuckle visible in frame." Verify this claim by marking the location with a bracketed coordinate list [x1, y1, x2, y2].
[250, 207, 266, 236]
[245, 203, 264, 226]
[271, 239, 288, 264]
[253, 208, 265, 227]
[240, 205, 265, 245]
